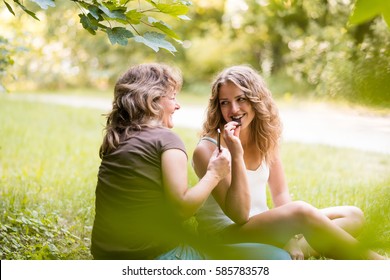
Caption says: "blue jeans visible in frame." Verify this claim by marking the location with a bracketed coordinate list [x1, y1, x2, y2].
[216, 243, 291, 260]
[155, 245, 206, 260]
[156, 243, 291, 260]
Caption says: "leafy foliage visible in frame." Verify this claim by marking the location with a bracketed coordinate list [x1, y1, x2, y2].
[2, 0, 191, 53]
[0, 37, 13, 91]
[216, 0, 390, 107]
[0, 35, 25, 92]
[0, 209, 91, 259]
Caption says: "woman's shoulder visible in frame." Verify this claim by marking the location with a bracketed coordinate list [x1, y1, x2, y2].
[193, 135, 217, 157]
[145, 126, 177, 137]
[196, 135, 218, 149]
[158, 127, 184, 141]
[200, 136, 218, 146]
[139, 127, 183, 145]
[142, 127, 186, 155]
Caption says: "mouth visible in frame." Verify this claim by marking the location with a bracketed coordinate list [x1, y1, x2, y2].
[231, 115, 243, 126]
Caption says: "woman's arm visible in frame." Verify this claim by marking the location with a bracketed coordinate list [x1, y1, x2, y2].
[193, 137, 251, 224]
[268, 147, 292, 207]
[162, 147, 230, 220]
[221, 124, 251, 223]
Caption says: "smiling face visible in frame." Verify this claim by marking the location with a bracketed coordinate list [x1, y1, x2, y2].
[159, 92, 181, 128]
[218, 81, 255, 129]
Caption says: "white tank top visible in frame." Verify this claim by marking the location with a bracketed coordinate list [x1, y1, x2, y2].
[195, 137, 270, 234]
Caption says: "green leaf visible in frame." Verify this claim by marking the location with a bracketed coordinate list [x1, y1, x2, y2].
[155, 3, 189, 17]
[3, 1, 15, 16]
[178, 15, 191, 21]
[349, 0, 390, 26]
[126, 9, 143, 24]
[88, 5, 104, 21]
[106, 27, 134, 46]
[99, 3, 127, 21]
[103, 1, 124, 11]
[134, 32, 177, 54]
[148, 17, 180, 40]
[29, 0, 55, 10]
[79, 14, 98, 35]
[14, 0, 40, 20]
[118, 0, 131, 4]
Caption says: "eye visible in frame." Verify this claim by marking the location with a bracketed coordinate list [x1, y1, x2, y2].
[165, 95, 176, 102]
[237, 97, 247, 103]
[219, 100, 229, 106]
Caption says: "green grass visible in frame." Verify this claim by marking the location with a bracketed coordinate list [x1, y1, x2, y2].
[1, 94, 389, 259]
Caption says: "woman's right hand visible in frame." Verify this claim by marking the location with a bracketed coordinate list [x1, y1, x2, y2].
[207, 147, 231, 182]
[223, 121, 244, 157]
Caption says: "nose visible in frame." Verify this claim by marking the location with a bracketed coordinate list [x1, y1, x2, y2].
[175, 101, 181, 110]
[231, 101, 239, 114]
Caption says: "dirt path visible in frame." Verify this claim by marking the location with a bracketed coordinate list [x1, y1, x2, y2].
[8, 93, 390, 155]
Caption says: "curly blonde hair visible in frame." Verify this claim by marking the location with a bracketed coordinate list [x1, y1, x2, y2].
[100, 63, 182, 157]
[202, 65, 282, 164]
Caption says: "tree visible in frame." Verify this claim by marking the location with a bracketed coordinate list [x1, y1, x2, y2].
[3, 0, 191, 53]
[1, 0, 191, 91]
[0, 36, 15, 92]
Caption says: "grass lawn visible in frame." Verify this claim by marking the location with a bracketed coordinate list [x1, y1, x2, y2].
[1, 94, 389, 259]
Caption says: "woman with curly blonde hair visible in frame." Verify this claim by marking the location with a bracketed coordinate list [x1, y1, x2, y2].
[193, 65, 385, 260]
